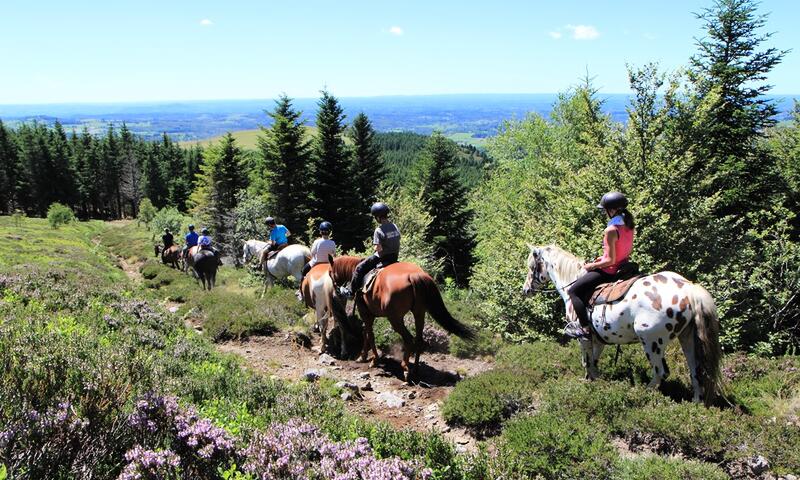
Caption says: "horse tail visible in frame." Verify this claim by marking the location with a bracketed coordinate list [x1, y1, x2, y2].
[410, 273, 475, 340]
[689, 283, 723, 406]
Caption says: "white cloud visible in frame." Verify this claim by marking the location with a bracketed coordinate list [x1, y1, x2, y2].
[388, 26, 404, 36]
[199, 19, 213, 26]
[566, 24, 599, 40]
[548, 31, 563, 40]
[643, 32, 657, 40]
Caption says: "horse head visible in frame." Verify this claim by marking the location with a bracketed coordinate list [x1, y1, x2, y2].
[242, 240, 251, 264]
[522, 244, 550, 296]
[154, 244, 162, 257]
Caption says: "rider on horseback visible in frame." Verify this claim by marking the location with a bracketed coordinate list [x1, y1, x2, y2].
[566, 192, 636, 338]
[162, 228, 174, 249]
[341, 202, 401, 298]
[182, 224, 198, 259]
[198, 227, 213, 250]
[297, 221, 336, 300]
[261, 217, 291, 263]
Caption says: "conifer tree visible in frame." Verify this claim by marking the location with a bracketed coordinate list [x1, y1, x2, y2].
[102, 124, 122, 217]
[348, 113, 385, 249]
[189, 133, 248, 253]
[310, 90, 361, 250]
[49, 121, 77, 210]
[417, 132, 476, 285]
[689, 0, 788, 216]
[119, 123, 142, 217]
[0, 120, 18, 213]
[255, 94, 312, 238]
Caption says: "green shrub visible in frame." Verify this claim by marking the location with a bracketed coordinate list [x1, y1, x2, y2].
[150, 207, 191, 239]
[46, 202, 75, 229]
[497, 412, 617, 479]
[137, 198, 157, 226]
[612, 456, 728, 480]
[195, 290, 278, 341]
[496, 342, 584, 380]
[723, 353, 800, 417]
[442, 369, 536, 435]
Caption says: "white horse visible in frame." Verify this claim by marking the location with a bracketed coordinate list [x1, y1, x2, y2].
[522, 244, 722, 405]
[242, 239, 269, 265]
[261, 244, 311, 296]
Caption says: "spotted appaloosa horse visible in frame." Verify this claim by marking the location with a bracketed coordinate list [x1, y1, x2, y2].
[329, 255, 475, 383]
[522, 245, 722, 405]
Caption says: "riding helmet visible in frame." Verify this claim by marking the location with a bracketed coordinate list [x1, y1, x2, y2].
[597, 192, 629, 211]
[188, 224, 195, 230]
[370, 202, 390, 218]
[319, 221, 332, 233]
[164, 228, 170, 233]
[201, 227, 209, 235]
[265, 216, 276, 225]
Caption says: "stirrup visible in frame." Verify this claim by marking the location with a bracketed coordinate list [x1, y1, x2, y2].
[565, 321, 591, 339]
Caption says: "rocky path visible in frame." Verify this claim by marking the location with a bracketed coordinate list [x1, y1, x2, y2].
[219, 333, 491, 452]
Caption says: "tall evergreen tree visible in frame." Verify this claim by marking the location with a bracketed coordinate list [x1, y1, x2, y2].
[0, 120, 18, 213]
[102, 124, 121, 217]
[141, 142, 168, 209]
[310, 90, 361, 250]
[49, 121, 77, 209]
[119, 123, 142, 217]
[189, 133, 248, 253]
[255, 94, 312, 238]
[348, 113, 385, 249]
[16, 123, 54, 215]
[417, 133, 476, 285]
[688, 0, 788, 216]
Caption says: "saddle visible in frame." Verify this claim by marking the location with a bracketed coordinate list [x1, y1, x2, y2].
[588, 262, 643, 306]
[265, 243, 288, 261]
[362, 268, 382, 294]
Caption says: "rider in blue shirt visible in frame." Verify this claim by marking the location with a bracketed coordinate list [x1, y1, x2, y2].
[262, 216, 291, 262]
[182, 224, 199, 259]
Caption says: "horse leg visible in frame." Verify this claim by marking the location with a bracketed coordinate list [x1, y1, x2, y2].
[640, 332, 667, 389]
[358, 311, 375, 363]
[412, 306, 426, 378]
[590, 339, 605, 380]
[388, 313, 415, 384]
[317, 301, 328, 353]
[679, 325, 702, 403]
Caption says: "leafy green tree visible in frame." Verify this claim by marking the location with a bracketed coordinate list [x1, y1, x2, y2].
[137, 198, 157, 226]
[254, 94, 312, 238]
[189, 133, 248, 253]
[310, 90, 361, 251]
[47, 202, 75, 229]
[417, 132, 476, 285]
[348, 113, 385, 249]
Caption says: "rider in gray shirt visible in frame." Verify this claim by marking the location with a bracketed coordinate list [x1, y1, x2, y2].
[342, 202, 400, 297]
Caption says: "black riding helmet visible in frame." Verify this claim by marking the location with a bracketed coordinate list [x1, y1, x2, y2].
[597, 192, 628, 211]
[319, 221, 332, 233]
[370, 202, 390, 218]
[201, 227, 209, 235]
[265, 216, 276, 226]
[188, 224, 195, 231]
[164, 228, 170, 233]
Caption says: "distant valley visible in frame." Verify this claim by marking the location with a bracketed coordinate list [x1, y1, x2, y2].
[1, 93, 796, 146]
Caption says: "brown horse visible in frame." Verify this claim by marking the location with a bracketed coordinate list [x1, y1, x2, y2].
[328, 255, 475, 382]
[155, 244, 181, 269]
[300, 263, 360, 357]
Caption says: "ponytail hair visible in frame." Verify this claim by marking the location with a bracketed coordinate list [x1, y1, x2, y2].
[620, 208, 635, 231]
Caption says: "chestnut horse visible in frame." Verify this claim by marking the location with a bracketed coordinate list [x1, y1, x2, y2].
[155, 244, 181, 269]
[328, 255, 475, 382]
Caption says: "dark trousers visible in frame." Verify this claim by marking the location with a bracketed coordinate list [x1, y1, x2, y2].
[350, 253, 398, 291]
[567, 270, 615, 327]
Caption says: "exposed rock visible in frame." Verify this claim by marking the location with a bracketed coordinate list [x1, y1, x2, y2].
[358, 371, 371, 380]
[341, 392, 353, 401]
[784, 474, 797, 480]
[748, 455, 769, 475]
[318, 353, 336, 366]
[377, 392, 406, 408]
[335, 381, 361, 396]
[361, 381, 373, 391]
[168, 306, 179, 313]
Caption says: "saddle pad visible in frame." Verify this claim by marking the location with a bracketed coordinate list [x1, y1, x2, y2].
[362, 268, 382, 294]
[589, 275, 643, 306]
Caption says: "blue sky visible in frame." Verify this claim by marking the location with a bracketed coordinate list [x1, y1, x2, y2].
[0, 0, 797, 104]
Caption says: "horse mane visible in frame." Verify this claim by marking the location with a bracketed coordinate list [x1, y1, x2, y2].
[540, 244, 584, 282]
[331, 255, 363, 280]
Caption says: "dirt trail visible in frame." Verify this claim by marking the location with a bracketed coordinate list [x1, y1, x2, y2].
[220, 334, 491, 451]
[109, 245, 489, 450]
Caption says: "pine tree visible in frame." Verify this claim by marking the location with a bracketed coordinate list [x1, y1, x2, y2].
[689, 0, 788, 216]
[255, 94, 312, 238]
[141, 142, 168, 209]
[310, 90, 361, 250]
[16, 123, 54, 215]
[348, 113, 385, 249]
[119, 123, 142, 217]
[102, 124, 122, 217]
[0, 120, 18, 213]
[49, 121, 77, 209]
[189, 133, 248, 253]
[418, 133, 476, 285]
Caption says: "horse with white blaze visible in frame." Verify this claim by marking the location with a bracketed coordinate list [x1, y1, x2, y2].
[522, 244, 722, 405]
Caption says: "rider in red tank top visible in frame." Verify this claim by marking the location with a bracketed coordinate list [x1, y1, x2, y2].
[566, 192, 636, 338]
